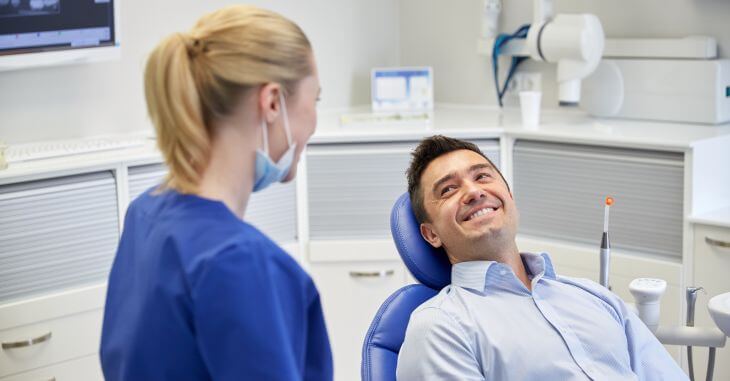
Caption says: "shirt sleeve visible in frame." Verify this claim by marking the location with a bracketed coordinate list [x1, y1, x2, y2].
[619, 299, 690, 381]
[396, 307, 485, 381]
[190, 243, 302, 381]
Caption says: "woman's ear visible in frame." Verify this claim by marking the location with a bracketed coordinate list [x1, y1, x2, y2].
[258, 83, 282, 123]
[420, 223, 443, 248]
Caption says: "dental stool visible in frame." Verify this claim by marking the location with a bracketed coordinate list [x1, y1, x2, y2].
[361, 193, 452, 381]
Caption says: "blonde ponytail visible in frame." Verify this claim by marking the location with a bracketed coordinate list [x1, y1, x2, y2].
[144, 5, 313, 193]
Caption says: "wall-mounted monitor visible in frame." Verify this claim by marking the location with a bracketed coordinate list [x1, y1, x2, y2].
[371, 67, 433, 113]
[0, 0, 120, 72]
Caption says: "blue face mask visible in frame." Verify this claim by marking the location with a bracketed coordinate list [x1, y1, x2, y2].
[253, 94, 297, 192]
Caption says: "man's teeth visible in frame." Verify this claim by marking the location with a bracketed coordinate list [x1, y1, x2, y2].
[468, 207, 495, 220]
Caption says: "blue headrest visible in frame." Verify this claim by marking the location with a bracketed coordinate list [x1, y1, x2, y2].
[390, 193, 451, 290]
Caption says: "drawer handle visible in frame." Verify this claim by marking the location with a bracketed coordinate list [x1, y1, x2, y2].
[349, 270, 395, 278]
[706, 236, 730, 248]
[1, 331, 52, 350]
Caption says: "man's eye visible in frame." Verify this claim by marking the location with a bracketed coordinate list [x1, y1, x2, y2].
[477, 173, 491, 180]
[441, 185, 456, 196]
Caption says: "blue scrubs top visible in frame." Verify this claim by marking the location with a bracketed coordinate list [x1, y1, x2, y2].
[100, 188, 333, 381]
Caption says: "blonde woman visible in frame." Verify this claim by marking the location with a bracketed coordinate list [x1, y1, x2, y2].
[100, 5, 331, 380]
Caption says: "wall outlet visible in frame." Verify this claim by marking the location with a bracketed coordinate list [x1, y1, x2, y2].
[506, 72, 542, 96]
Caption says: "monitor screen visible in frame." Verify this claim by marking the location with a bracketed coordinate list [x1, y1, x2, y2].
[371, 67, 433, 113]
[0, 0, 115, 56]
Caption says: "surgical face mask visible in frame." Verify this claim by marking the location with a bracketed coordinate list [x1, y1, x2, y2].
[252, 94, 297, 192]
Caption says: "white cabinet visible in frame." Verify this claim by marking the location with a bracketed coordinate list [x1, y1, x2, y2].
[513, 140, 684, 259]
[306, 140, 500, 241]
[0, 172, 119, 304]
[309, 256, 408, 381]
[692, 223, 730, 381]
[0, 159, 300, 380]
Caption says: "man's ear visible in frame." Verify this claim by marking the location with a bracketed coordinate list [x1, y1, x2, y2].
[420, 223, 442, 248]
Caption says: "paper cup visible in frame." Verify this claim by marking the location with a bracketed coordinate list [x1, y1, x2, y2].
[519, 91, 542, 129]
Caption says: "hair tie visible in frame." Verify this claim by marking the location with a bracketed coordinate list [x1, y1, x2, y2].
[186, 35, 207, 57]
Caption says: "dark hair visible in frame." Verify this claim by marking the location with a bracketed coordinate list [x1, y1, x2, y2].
[406, 135, 509, 224]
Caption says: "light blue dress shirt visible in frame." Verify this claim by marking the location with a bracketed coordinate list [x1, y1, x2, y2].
[396, 252, 688, 381]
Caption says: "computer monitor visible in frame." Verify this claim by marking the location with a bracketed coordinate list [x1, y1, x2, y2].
[371, 67, 433, 113]
[0, 0, 120, 72]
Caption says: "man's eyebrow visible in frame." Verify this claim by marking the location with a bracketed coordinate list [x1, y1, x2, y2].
[470, 163, 493, 172]
[431, 163, 494, 194]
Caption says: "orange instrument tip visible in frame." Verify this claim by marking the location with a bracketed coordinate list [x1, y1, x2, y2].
[605, 196, 614, 206]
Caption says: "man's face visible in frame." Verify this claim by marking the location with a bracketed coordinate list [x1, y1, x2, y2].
[419, 149, 518, 263]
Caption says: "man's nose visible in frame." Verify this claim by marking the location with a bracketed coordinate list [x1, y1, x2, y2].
[461, 181, 485, 205]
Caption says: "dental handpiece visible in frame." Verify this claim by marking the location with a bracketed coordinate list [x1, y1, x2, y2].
[599, 196, 613, 289]
[685, 286, 703, 381]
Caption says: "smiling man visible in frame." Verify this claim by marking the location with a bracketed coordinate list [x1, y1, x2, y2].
[396, 135, 687, 381]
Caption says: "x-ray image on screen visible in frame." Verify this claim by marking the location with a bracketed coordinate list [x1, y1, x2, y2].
[0, 0, 114, 55]
[0, 0, 60, 18]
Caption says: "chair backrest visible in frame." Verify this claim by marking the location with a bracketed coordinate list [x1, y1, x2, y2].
[361, 193, 453, 381]
[389, 193, 451, 289]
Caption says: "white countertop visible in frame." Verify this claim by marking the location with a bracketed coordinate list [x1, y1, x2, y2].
[313, 104, 730, 151]
[0, 140, 161, 184]
[689, 207, 730, 229]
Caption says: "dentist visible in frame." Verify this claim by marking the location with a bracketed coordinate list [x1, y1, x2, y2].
[100, 5, 331, 381]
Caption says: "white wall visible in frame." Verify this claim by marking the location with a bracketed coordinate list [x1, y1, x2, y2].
[0, 0, 399, 144]
[399, 0, 730, 107]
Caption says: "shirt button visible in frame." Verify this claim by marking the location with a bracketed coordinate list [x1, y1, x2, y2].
[499, 270, 507, 275]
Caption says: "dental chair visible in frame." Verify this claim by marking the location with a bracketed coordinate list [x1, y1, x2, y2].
[361, 193, 452, 381]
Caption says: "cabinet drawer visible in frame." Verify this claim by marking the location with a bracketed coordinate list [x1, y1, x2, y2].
[0, 353, 102, 381]
[0, 309, 102, 377]
[309, 260, 407, 381]
[692, 224, 730, 381]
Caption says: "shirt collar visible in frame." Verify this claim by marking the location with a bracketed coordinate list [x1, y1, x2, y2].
[450, 252, 556, 292]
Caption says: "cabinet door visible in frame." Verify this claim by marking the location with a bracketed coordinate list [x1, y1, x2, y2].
[693, 224, 730, 381]
[246, 181, 298, 245]
[309, 261, 407, 381]
[0, 172, 119, 304]
[128, 163, 167, 201]
[306, 140, 499, 241]
[513, 141, 684, 259]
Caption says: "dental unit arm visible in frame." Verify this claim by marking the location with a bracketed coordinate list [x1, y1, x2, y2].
[487, 0, 605, 106]
[597, 197, 728, 380]
[525, 0, 604, 105]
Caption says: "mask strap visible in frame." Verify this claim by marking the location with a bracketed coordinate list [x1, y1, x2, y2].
[279, 93, 293, 146]
[260, 119, 269, 155]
